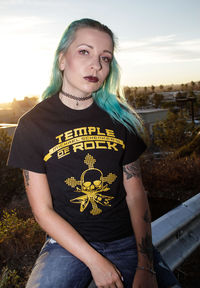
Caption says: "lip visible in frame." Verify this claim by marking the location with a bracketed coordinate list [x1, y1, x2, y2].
[84, 76, 99, 83]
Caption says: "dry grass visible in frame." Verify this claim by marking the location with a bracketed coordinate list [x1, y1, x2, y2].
[141, 155, 200, 202]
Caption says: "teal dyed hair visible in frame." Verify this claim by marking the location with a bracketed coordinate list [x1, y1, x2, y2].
[42, 18, 144, 135]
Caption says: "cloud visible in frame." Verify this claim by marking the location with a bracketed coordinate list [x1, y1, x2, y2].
[0, 16, 53, 34]
[149, 35, 176, 43]
[117, 35, 200, 64]
[0, 15, 57, 55]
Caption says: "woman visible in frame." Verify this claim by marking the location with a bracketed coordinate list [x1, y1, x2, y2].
[8, 18, 181, 288]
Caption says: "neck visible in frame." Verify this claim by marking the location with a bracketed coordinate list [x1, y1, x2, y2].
[59, 90, 94, 110]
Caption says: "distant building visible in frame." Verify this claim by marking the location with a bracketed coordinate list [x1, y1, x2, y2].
[136, 108, 168, 135]
[160, 91, 177, 102]
[149, 91, 177, 104]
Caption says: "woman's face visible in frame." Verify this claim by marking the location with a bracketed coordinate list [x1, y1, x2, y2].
[59, 27, 113, 97]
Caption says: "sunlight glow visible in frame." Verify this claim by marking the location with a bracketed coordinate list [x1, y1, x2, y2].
[0, 13, 200, 103]
[0, 16, 56, 103]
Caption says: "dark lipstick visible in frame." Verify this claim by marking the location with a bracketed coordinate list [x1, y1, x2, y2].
[84, 76, 99, 83]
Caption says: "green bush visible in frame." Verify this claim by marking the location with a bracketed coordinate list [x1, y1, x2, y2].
[153, 111, 193, 150]
[0, 266, 21, 288]
[0, 209, 44, 261]
[174, 130, 200, 158]
[0, 210, 45, 286]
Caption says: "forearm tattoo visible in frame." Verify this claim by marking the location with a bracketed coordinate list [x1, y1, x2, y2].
[23, 170, 30, 186]
[143, 209, 151, 223]
[138, 232, 153, 264]
[123, 159, 141, 180]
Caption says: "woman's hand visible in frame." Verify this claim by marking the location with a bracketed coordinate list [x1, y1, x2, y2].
[89, 255, 124, 288]
[132, 269, 158, 288]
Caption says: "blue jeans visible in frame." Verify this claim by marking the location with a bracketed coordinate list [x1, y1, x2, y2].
[26, 235, 181, 288]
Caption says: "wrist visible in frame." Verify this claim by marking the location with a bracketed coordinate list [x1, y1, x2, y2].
[84, 250, 104, 269]
[137, 252, 154, 267]
[136, 265, 156, 275]
[137, 259, 154, 269]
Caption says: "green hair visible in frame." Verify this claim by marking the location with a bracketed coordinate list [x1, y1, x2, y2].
[42, 18, 144, 135]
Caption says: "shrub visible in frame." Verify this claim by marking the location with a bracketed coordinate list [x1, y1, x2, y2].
[0, 210, 45, 285]
[0, 266, 21, 288]
[141, 155, 200, 201]
[174, 130, 200, 158]
[0, 210, 44, 263]
[153, 111, 193, 150]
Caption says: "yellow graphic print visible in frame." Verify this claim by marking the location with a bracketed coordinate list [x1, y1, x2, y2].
[65, 154, 117, 215]
[43, 126, 125, 162]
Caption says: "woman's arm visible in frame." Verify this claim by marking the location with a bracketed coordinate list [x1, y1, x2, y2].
[123, 160, 158, 288]
[23, 170, 124, 288]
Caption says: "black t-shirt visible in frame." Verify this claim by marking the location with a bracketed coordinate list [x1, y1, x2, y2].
[8, 94, 146, 241]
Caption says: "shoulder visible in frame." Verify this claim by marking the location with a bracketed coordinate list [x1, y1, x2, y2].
[18, 94, 57, 126]
[127, 128, 146, 149]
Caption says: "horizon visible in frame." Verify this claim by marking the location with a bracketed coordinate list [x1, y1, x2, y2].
[1, 0, 200, 103]
[1, 79, 200, 105]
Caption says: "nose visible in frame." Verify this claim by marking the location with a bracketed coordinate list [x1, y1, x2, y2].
[90, 56, 102, 71]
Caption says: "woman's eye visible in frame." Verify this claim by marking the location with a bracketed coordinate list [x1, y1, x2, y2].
[101, 56, 111, 63]
[79, 49, 89, 55]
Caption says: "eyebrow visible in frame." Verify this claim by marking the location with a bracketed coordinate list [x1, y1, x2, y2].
[77, 43, 113, 56]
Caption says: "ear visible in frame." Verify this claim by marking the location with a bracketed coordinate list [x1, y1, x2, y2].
[58, 53, 66, 71]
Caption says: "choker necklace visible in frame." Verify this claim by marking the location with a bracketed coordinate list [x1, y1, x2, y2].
[60, 90, 93, 107]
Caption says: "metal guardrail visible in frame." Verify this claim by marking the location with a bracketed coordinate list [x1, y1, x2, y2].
[88, 194, 200, 287]
[152, 193, 200, 270]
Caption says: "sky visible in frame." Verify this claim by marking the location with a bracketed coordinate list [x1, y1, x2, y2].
[0, 0, 200, 103]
